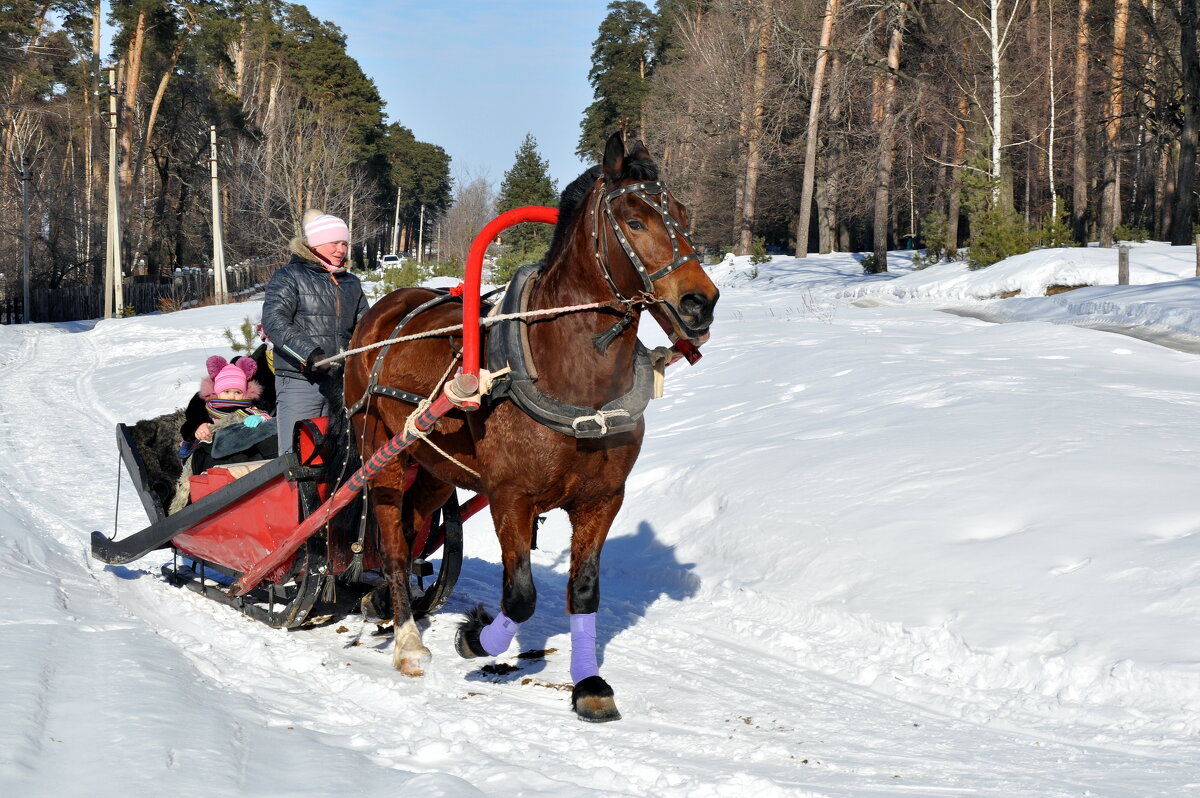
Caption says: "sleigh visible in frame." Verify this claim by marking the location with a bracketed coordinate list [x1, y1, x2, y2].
[92, 413, 483, 627]
[87, 210, 570, 628]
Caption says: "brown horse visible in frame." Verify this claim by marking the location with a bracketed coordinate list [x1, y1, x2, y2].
[343, 133, 718, 721]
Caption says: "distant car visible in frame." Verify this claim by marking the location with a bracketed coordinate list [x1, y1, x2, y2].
[380, 254, 402, 267]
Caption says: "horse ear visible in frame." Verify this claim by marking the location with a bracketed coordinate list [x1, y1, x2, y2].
[628, 139, 652, 163]
[602, 131, 625, 181]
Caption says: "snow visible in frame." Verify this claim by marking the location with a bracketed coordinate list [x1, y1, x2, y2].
[3, 244, 1200, 796]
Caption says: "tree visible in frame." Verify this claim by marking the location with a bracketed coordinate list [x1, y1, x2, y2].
[1169, 0, 1199, 244]
[380, 122, 452, 254]
[494, 134, 558, 283]
[1071, 0, 1090, 243]
[1097, 0, 1130, 247]
[794, 0, 840, 258]
[442, 171, 496, 270]
[869, 2, 908, 273]
[578, 0, 658, 160]
[736, 0, 773, 256]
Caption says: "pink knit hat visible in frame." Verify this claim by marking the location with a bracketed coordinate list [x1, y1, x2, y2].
[304, 212, 350, 248]
[206, 355, 257, 396]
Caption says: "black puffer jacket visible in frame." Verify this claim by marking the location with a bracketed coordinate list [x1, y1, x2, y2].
[262, 239, 369, 380]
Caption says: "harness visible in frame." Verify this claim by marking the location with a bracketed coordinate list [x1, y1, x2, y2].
[347, 178, 700, 440]
[486, 265, 655, 438]
[343, 288, 475, 419]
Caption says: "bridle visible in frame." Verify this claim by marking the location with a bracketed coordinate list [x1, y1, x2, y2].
[588, 178, 708, 341]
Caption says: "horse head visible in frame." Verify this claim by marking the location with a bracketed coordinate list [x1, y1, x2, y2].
[586, 132, 719, 349]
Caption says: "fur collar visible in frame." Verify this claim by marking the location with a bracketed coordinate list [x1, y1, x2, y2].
[289, 237, 349, 273]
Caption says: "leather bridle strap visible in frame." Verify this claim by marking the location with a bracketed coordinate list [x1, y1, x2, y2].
[590, 179, 702, 301]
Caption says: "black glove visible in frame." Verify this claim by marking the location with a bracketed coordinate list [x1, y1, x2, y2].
[304, 347, 332, 375]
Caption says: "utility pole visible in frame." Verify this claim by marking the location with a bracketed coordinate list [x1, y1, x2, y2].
[347, 193, 355, 266]
[209, 125, 227, 303]
[345, 193, 352, 268]
[417, 203, 425, 264]
[104, 66, 123, 318]
[20, 155, 31, 324]
[390, 188, 401, 255]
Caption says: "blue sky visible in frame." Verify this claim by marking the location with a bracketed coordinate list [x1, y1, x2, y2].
[302, 0, 614, 194]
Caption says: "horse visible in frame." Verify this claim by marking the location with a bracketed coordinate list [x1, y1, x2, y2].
[343, 132, 718, 721]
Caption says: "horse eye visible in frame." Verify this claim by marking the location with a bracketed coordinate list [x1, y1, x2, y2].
[626, 219, 646, 231]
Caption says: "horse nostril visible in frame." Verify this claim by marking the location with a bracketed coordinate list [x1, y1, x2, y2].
[680, 292, 716, 326]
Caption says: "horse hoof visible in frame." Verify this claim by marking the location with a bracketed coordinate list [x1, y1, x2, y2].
[455, 627, 490, 659]
[571, 675, 622, 723]
[395, 646, 431, 677]
[455, 603, 494, 659]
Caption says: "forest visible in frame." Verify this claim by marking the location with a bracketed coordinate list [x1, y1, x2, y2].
[0, 0, 450, 319]
[581, 0, 1199, 271]
[1, 0, 1198, 320]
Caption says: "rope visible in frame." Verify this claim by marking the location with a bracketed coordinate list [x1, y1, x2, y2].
[314, 298, 626, 369]
[402, 356, 481, 479]
[110, 451, 122, 541]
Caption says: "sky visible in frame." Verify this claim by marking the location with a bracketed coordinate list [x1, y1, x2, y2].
[302, 0, 614, 193]
[95, 0, 613, 193]
[4, 241, 1200, 795]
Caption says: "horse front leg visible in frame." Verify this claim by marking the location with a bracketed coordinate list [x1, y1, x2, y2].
[564, 494, 624, 723]
[372, 461, 431, 677]
[456, 495, 538, 660]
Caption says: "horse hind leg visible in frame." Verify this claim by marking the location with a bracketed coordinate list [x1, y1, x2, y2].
[373, 479, 432, 677]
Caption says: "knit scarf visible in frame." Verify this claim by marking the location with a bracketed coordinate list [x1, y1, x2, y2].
[206, 398, 254, 426]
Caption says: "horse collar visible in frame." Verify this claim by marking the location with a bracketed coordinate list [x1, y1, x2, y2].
[487, 265, 655, 439]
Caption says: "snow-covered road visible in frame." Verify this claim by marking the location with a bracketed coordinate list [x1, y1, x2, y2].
[3, 248, 1200, 796]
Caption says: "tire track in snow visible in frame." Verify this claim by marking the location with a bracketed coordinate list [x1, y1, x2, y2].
[6, 315, 1200, 796]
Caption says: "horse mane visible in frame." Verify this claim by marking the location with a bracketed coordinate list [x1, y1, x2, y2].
[546, 153, 659, 264]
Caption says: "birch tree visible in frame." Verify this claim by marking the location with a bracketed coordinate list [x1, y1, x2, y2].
[794, 0, 840, 257]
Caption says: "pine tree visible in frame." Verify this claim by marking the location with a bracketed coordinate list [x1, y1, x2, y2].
[494, 134, 558, 283]
[577, 0, 658, 160]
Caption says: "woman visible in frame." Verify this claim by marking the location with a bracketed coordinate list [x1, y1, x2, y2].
[262, 209, 368, 453]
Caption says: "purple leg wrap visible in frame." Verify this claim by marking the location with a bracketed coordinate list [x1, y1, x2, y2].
[570, 613, 600, 684]
[478, 611, 520, 657]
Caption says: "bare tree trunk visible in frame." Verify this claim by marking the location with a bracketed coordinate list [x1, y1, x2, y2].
[1047, 0, 1058, 219]
[1071, 0, 1091, 244]
[947, 93, 969, 256]
[85, 2, 102, 276]
[794, 0, 840, 258]
[738, 3, 773, 255]
[731, 12, 755, 248]
[130, 12, 197, 270]
[817, 53, 845, 253]
[1170, 0, 1199, 244]
[870, 2, 906, 273]
[1098, 0, 1130, 247]
[1158, 145, 1175, 239]
[118, 10, 147, 223]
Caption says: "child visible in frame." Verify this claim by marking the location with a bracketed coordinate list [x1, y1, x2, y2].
[180, 355, 278, 474]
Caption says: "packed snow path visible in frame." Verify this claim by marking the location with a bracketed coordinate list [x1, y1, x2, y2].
[2, 261, 1199, 795]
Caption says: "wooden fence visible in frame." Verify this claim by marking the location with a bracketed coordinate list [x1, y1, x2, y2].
[0, 258, 277, 325]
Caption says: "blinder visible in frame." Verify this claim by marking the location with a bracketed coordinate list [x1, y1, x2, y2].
[592, 180, 703, 302]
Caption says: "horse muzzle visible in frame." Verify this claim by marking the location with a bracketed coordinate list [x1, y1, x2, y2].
[660, 289, 718, 343]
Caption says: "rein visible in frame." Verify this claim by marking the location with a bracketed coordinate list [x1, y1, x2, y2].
[315, 298, 627, 371]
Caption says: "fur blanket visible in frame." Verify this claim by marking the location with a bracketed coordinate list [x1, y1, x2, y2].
[128, 409, 186, 514]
